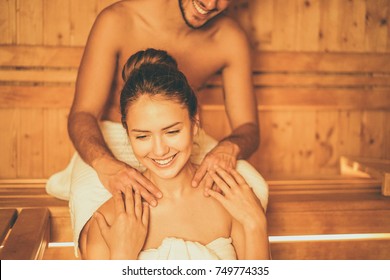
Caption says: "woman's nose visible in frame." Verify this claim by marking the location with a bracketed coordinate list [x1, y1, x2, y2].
[153, 137, 169, 156]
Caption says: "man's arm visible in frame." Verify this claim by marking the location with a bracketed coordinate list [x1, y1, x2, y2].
[68, 9, 119, 168]
[192, 19, 259, 189]
[68, 8, 160, 203]
[219, 19, 259, 159]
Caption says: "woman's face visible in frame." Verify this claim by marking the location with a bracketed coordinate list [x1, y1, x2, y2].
[126, 94, 197, 179]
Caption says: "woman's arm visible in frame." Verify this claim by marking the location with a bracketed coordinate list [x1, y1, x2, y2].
[85, 187, 149, 259]
[207, 167, 270, 259]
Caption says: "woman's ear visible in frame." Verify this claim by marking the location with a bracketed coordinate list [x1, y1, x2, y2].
[192, 113, 200, 136]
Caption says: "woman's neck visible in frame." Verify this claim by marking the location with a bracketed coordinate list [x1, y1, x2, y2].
[144, 162, 196, 199]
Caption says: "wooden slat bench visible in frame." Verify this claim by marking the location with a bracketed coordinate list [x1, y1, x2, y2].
[2, 175, 390, 260]
[0, 208, 50, 260]
[341, 156, 390, 196]
[266, 176, 390, 259]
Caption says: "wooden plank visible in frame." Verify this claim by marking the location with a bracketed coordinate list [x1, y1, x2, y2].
[360, 111, 386, 158]
[249, 0, 273, 50]
[43, 0, 71, 46]
[314, 111, 339, 175]
[1, 85, 388, 110]
[270, 238, 390, 259]
[252, 51, 390, 72]
[0, 209, 18, 244]
[1, 47, 389, 73]
[50, 216, 73, 243]
[43, 108, 74, 177]
[340, 156, 390, 196]
[365, 0, 389, 52]
[198, 88, 390, 110]
[257, 110, 293, 174]
[268, 192, 390, 212]
[296, 0, 320, 51]
[267, 210, 390, 236]
[207, 73, 390, 87]
[319, 0, 343, 52]
[0, 0, 17, 44]
[338, 0, 366, 52]
[339, 111, 363, 159]
[69, 0, 98, 46]
[17, 109, 44, 178]
[0, 198, 67, 209]
[291, 111, 316, 174]
[0, 69, 77, 83]
[16, 0, 43, 45]
[0, 86, 74, 108]
[0, 109, 18, 178]
[272, 0, 297, 51]
[0, 208, 50, 260]
[0, 46, 83, 67]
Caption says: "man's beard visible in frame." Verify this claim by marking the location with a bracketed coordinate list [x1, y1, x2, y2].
[178, 0, 203, 29]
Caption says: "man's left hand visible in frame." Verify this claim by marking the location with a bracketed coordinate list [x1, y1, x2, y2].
[191, 140, 239, 195]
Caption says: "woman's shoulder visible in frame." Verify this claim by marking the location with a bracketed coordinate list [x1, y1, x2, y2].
[95, 197, 116, 224]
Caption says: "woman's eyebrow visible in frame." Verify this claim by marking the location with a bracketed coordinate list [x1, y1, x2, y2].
[162, 122, 182, 130]
[130, 122, 182, 133]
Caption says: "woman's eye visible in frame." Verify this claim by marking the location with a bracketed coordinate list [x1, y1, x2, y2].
[167, 130, 180, 135]
[135, 135, 148, 140]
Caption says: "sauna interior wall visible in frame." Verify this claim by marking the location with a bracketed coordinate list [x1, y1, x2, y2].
[0, 0, 389, 179]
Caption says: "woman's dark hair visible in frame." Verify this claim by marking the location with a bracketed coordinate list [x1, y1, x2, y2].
[120, 49, 198, 131]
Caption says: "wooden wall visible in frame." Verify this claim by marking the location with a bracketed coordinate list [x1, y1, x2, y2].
[2, 0, 389, 52]
[0, 0, 389, 179]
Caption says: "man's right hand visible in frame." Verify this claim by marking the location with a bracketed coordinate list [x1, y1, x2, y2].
[92, 155, 162, 207]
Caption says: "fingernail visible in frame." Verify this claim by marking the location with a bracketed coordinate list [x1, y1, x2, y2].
[191, 181, 197, 187]
[157, 192, 163, 198]
[151, 200, 157, 207]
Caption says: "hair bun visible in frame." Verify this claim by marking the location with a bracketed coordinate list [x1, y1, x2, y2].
[122, 49, 178, 81]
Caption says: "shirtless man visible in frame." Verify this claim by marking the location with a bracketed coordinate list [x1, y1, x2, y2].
[47, 0, 266, 255]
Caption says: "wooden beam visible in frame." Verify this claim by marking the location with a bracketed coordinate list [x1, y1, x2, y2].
[0, 85, 74, 108]
[0, 208, 50, 260]
[198, 87, 390, 110]
[0, 46, 83, 68]
[207, 73, 390, 87]
[340, 156, 390, 196]
[270, 238, 390, 260]
[252, 51, 390, 73]
[0, 209, 17, 244]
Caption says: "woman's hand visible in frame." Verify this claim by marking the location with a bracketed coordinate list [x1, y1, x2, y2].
[206, 167, 265, 228]
[207, 167, 270, 259]
[94, 187, 149, 259]
[93, 155, 162, 206]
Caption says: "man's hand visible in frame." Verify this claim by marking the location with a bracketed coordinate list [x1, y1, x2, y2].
[191, 140, 239, 194]
[93, 155, 162, 206]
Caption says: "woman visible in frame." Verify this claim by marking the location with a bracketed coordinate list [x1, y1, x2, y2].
[80, 49, 269, 260]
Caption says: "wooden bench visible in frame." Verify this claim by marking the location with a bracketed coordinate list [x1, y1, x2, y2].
[341, 156, 390, 196]
[0, 208, 50, 260]
[1, 45, 390, 260]
[2, 175, 390, 260]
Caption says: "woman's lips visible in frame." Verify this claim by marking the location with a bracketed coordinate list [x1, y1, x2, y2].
[151, 153, 177, 167]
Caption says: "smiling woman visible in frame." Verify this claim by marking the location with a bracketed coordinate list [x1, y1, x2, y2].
[79, 48, 270, 260]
